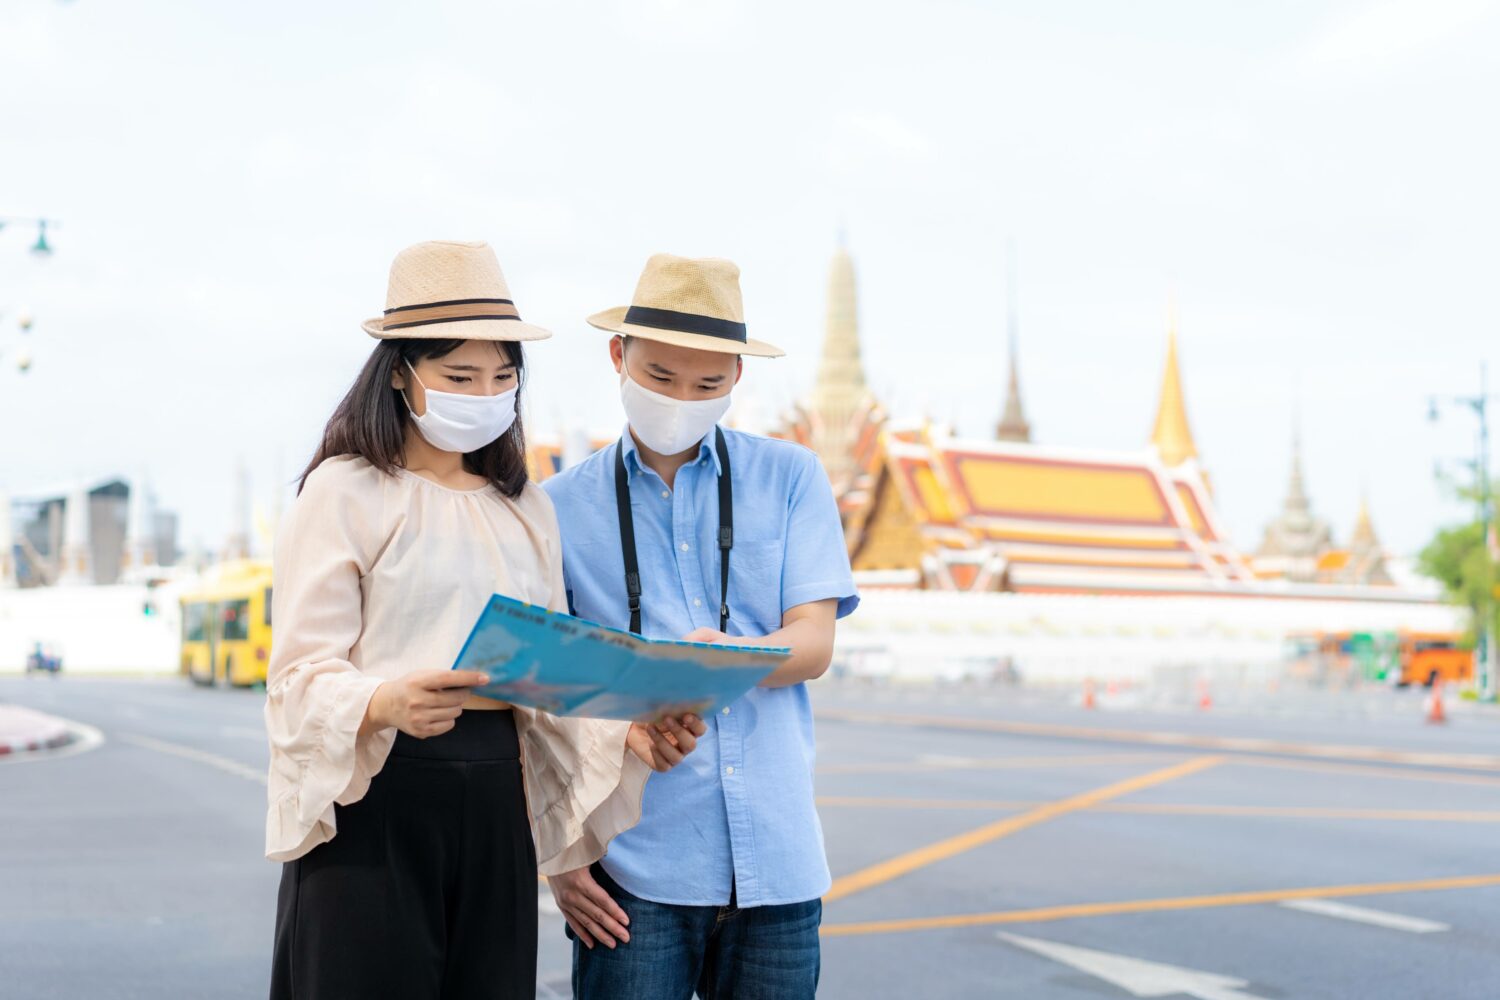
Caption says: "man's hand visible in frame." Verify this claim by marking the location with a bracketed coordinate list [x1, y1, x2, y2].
[689, 600, 838, 689]
[548, 866, 631, 949]
[363, 669, 489, 739]
[627, 714, 705, 772]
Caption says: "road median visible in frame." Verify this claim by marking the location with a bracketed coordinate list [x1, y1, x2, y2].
[0, 703, 77, 755]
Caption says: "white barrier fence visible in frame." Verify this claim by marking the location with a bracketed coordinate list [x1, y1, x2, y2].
[831, 589, 1467, 688]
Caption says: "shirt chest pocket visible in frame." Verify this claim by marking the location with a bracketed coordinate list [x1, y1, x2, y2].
[727, 537, 785, 634]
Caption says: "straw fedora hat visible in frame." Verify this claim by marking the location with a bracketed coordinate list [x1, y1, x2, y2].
[362, 240, 551, 342]
[587, 253, 783, 357]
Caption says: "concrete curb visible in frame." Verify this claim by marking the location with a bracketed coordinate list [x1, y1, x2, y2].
[0, 704, 77, 756]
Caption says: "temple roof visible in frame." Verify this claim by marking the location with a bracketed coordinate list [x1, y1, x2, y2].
[873, 427, 1256, 594]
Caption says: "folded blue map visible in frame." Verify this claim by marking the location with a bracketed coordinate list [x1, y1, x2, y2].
[451, 594, 789, 722]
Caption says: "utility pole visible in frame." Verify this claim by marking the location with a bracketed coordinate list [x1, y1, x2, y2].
[1431, 363, 1498, 701]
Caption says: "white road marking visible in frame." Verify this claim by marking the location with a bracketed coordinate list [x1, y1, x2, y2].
[119, 732, 268, 785]
[998, 932, 1269, 999]
[1279, 898, 1450, 933]
[219, 724, 268, 741]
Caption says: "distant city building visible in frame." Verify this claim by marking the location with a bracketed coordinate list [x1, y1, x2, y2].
[5, 477, 180, 587]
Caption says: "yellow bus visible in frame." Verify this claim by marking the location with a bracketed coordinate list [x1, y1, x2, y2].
[179, 560, 274, 687]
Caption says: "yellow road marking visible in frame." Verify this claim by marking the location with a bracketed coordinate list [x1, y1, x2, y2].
[815, 795, 1500, 823]
[821, 873, 1500, 937]
[816, 708, 1500, 772]
[817, 751, 1178, 775]
[822, 755, 1223, 903]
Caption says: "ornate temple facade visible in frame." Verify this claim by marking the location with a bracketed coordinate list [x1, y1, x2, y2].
[785, 246, 1401, 599]
[1249, 429, 1392, 586]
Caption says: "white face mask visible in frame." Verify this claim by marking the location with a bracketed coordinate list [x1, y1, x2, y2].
[402, 360, 518, 454]
[620, 358, 732, 456]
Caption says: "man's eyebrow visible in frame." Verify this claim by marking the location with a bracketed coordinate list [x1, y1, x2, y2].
[646, 362, 676, 376]
[699, 374, 727, 383]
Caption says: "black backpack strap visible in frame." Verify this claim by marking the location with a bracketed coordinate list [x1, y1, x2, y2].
[715, 427, 733, 632]
[613, 441, 643, 635]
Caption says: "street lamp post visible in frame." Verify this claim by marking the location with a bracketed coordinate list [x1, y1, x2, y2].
[0, 215, 52, 376]
[1430, 363, 1499, 702]
[0, 216, 56, 257]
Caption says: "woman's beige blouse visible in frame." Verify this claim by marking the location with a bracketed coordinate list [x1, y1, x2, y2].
[263, 455, 650, 873]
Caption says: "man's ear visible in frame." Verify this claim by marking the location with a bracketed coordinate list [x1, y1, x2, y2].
[733, 356, 744, 386]
[610, 335, 625, 374]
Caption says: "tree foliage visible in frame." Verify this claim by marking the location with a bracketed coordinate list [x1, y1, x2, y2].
[1418, 510, 1497, 644]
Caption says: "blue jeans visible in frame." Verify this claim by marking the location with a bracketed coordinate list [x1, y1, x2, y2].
[570, 864, 821, 999]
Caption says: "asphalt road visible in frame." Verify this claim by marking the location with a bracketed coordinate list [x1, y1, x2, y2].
[2, 674, 1497, 999]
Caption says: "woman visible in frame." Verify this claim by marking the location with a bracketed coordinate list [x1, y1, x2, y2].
[265, 240, 704, 1000]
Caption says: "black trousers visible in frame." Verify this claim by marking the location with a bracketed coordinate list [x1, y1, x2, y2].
[270, 709, 537, 1000]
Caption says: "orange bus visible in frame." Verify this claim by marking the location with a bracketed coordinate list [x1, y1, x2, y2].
[1397, 632, 1473, 687]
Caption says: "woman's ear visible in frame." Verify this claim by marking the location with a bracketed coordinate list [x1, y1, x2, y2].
[391, 365, 407, 391]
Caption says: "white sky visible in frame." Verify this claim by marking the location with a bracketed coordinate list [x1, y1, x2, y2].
[2, 0, 1498, 557]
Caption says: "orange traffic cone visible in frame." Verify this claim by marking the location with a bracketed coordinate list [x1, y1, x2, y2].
[1082, 678, 1097, 710]
[1196, 679, 1213, 711]
[1106, 679, 1120, 697]
[1426, 680, 1447, 725]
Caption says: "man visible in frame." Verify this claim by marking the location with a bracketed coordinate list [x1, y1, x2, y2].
[543, 253, 858, 999]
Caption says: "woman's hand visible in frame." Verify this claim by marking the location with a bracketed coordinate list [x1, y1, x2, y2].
[363, 669, 489, 739]
[626, 714, 705, 772]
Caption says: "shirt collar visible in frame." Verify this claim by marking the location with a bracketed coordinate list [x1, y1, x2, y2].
[619, 425, 724, 480]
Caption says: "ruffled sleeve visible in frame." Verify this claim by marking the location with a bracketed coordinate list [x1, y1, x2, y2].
[263, 458, 391, 862]
[514, 486, 651, 875]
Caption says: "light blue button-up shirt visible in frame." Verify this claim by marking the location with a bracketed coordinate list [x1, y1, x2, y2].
[543, 426, 858, 907]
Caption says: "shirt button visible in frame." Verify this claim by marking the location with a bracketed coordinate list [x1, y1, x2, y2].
[693, 598, 702, 607]
[680, 542, 690, 552]
[721, 706, 731, 715]
[725, 765, 735, 775]
[660, 490, 669, 499]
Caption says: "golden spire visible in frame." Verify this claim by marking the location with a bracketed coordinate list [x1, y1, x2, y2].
[1150, 304, 1198, 466]
[1350, 492, 1378, 549]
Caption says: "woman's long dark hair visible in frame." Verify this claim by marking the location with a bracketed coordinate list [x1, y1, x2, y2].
[298, 338, 529, 497]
